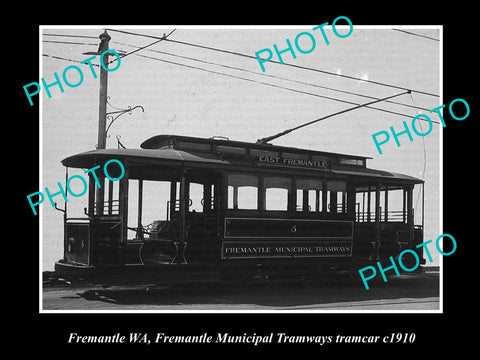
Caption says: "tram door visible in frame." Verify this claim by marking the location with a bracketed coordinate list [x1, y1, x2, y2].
[185, 174, 221, 262]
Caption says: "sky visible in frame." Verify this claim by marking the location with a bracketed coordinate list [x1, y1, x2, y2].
[39, 24, 441, 271]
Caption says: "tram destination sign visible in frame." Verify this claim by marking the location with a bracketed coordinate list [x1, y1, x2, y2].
[255, 154, 331, 169]
[221, 240, 352, 259]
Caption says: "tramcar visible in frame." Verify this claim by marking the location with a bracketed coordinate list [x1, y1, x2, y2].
[55, 134, 425, 282]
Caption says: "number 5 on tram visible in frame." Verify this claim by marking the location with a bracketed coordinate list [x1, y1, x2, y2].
[55, 134, 425, 281]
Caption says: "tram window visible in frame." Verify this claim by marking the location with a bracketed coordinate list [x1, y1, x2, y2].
[385, 189, 405, 222]
[317, 190, 323, 212]
[355, 187, 381, 221]
[202, 183, 215, 212]
[129, 180, 170, 227]
[326, 191, 333, 212]
[296, 179, 323, 212]
[379, 191, 385, 221]
[370, 190, 377, 219]
[364, 188, 377, 220]
[106, 180, 120, 214]
[341, 191, 348, 213]
[128, 180, 139, 231]
[356, 191, 366, 221]
[327, 181, 346, 213]
[264, 177, 291, 211]
[68, 168, 93, 217]
[327, 191, 348, 213]
[189, 182, 204, 213]
[227, 174, 258, 210]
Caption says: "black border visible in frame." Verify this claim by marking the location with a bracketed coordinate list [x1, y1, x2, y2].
[16, 5, 477, 355]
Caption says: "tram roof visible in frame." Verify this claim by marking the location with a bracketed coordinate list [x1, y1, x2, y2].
[61, 135, 423, 185]
[140, 134, 371, 160]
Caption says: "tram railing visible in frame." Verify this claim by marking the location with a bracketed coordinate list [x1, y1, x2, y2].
[328, 203, 347, 213]
[167, 199, 193, 221]
[166, 197, 215, 221]
[94, 200, 120, 216]
[355, 203, 411, 223]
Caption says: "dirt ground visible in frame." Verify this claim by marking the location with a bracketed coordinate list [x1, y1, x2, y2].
[42, 268, 440, 311]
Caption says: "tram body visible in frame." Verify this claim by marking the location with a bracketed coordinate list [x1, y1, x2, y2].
[55, 135, 425, 281]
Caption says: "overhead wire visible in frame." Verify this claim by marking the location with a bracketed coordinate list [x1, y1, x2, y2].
[112, 39, 431, 113]
[43, 33, 99, 39]
[42, 29, 438, 122]
[392, 29, 440, 42]
[42, 53, 100, 67]
[42, 29, 176, 67]
[133, 52, 438, 123]
[165, 38, 440, 98]
[105, 28, 439, 98]
[43, 39, 98, 46]
[108, 28, 176, 65]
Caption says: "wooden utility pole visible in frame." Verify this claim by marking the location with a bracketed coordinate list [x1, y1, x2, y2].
[97, 30, 111, 150]
[95, 30, 111, 215]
